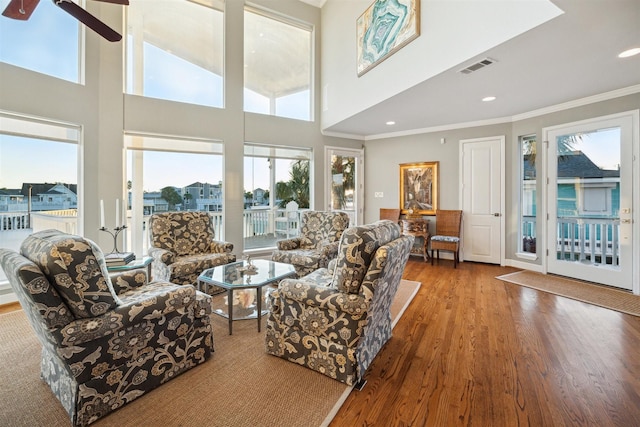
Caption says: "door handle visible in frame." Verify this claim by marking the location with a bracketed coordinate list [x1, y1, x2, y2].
[493, 212, 501, 217]
[621, 219, 632, 224]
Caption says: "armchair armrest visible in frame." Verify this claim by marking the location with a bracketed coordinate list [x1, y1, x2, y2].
[54, 283, 198, 347]
[278, 279, 370, 316]
[109, 268, 148, 294]
[149, 247, 175, 265]
[277, 237, 301, 250]
[210, 240, 234, 254]
[318, 241, 340, 259]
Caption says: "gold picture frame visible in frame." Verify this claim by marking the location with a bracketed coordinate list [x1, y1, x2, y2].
[356, 0, 421, 76]
[400, 161, 439, 215]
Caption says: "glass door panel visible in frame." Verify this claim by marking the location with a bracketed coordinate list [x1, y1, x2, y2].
[326, 148, 363, 226]
[546, 114, 633, 289]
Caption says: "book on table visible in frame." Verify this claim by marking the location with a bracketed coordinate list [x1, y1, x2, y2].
[105, 252, 136, 266]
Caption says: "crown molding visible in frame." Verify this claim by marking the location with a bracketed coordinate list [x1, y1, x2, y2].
[328, 84, 640, 142]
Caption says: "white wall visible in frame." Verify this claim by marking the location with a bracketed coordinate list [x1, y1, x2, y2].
[364, 93, 640, 266]
[320, 0, 562, 131]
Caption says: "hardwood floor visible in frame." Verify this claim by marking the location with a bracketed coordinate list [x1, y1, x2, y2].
[3, 260, 640, 425]
[330, 259, 640, 427]
[0, 301, 19, 314]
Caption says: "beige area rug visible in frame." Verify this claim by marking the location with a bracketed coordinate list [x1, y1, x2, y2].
[0, 279, 421, 427]
[497, 270, 640, 317]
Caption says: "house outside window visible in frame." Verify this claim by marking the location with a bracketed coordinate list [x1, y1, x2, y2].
[0, 113, 80, 284]
[125, 133, 224, 256]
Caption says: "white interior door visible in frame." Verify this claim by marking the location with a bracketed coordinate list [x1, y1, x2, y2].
[325, 147, 364, 226]
[545, 113, 636, 290]
[461, 136, 504, 264]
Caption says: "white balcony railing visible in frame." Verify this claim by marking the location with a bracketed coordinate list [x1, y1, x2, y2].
[556, 217, 620, 266]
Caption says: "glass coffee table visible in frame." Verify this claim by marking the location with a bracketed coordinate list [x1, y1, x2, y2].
[197, 259, 296, 335]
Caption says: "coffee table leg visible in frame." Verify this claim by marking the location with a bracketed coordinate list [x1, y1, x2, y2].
[257, 286, 262, 332]
[228, 289, 233, 335]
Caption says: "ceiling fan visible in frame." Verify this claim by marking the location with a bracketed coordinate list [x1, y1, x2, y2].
[2, 0, 129, 42]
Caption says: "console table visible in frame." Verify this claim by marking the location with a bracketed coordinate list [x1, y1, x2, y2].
[401, 218, 430, 262]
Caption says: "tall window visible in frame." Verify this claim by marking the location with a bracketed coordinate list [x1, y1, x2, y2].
[126, 0, 224, 108]
[0, 113, 80, 284]
[244, 8, 312, 121]
[125, 134, 224, 256]
[519, 135, 537, 255]
[244, 143, 312, 250]
[0, 0, 80, 82]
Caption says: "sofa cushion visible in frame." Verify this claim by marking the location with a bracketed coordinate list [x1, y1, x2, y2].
[333, 220, 401, 294]
[21, 229, 118, 318]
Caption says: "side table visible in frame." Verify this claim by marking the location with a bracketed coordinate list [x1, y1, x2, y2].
[401, 218, 430, 262]
[106, 256, 153, 279]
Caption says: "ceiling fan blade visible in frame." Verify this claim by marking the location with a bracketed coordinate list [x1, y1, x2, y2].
[53, 0, 122, 42]
[2, 0, 41, 20]
[92, 0, 129, 5]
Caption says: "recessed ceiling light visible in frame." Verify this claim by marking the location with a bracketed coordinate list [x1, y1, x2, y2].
[619, 47, 640, 58]
[386, 121, 396, 125]
[482, 96, 496, 102]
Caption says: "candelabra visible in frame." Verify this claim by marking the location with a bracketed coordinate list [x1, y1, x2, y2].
[99, 225, 127, 254]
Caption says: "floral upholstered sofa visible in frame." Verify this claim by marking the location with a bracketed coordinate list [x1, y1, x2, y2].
[271, 210, 350, 278]
[265, 220, 414, 386]
[148, 211, 236, 287]
[0, 229, 214, 426]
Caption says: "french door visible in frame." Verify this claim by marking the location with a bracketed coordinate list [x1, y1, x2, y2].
[325, 147, 364, 226]
[545, 112, 636, 290]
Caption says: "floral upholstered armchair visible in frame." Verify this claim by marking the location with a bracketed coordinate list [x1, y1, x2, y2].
[271, 210, 350, 278]
[0, 229, 214, 426]
[148, 211, 236, 287]
[265, 220, 414, 386]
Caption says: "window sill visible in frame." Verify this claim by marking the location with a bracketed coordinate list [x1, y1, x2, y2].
[515, 252, 538, 261]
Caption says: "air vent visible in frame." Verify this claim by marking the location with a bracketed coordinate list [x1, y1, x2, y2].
[459, 58, 496, 75]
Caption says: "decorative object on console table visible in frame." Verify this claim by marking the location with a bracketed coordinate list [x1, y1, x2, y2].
[99, 198, 127, 254]
[356, 0, 421, 76]
[105, 252, 136, 266]
[400, 161, 439, 216]
[401, 218, 430, 261]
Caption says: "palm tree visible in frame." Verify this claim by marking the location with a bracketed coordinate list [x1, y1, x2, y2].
[330, 155, 355, 209]
[276, 160, 310, 208]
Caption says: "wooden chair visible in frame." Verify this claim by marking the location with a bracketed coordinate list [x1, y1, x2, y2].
[379, 208, 401, 223]
[430, 210, 463, 268]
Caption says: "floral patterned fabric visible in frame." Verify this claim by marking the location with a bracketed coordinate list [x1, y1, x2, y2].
[20, 229, 119, 318]
[265, 220, 414, 386]
[271, 211, 349, 278]
[148, 211, 236, 286]
[0, 230, 214, 426]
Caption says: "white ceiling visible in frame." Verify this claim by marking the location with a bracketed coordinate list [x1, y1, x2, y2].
[321, 0, 640, 138]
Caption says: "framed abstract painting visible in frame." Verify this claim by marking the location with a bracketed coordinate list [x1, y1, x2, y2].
[356, 0, 421, 76]
[399, 161, 438, 216]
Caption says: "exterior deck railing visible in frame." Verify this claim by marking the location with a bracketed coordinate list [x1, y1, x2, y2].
[521, 215, 620, 266]
[556, 217, 620, 266]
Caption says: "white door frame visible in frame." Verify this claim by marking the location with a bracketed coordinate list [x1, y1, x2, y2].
[324, 146, 365, 226]
[459, 135, 506, 265]
[542, 110, 640, 294]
